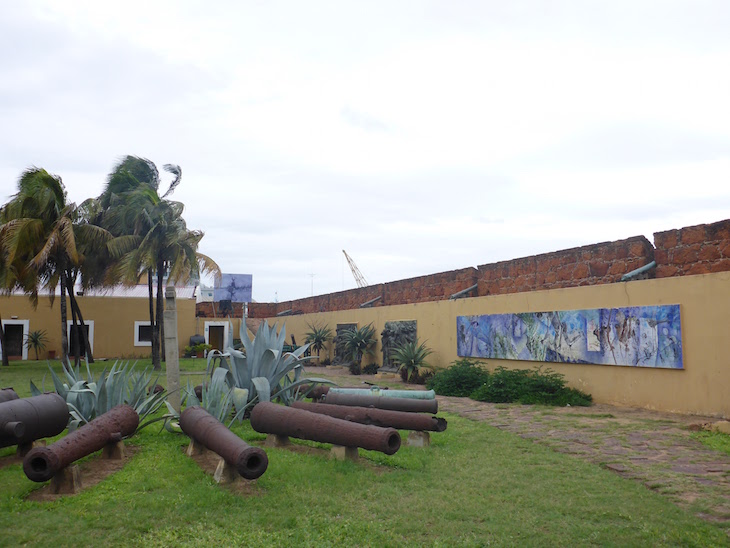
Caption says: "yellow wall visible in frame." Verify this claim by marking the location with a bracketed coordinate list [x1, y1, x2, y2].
[269, 271, 730, 418]
[1, 293, 198, 360]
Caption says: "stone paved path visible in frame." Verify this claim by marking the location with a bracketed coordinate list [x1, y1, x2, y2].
[316, 366, 730, 535]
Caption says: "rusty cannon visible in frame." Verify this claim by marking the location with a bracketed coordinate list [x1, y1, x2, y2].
[250, 402, 401, 455]
[328, 387, 436, 400]
[23, 404, 138, 483]
[323, 392, 438, 414]
[0, 393, 69, 450]
[0, 387, 20, 404]
[291, 401, 447, 432]
[180, 406, 269, 480]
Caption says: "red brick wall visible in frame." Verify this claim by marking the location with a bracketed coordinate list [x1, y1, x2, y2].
[247, 268, 477, 318]
[477, 236, 654, 296]
[654, 219, 730, 278]
[196, 301, 246, 318]
[244, 219, 730, 318]
[383, 267, 478, 305]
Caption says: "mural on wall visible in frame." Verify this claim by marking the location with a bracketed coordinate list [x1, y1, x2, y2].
[214, 273, 253, 303]
[457, 305, 683, 369]
[381, 320, 417, 371]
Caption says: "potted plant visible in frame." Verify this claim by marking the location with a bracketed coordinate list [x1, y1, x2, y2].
[193, 343, 213, 358]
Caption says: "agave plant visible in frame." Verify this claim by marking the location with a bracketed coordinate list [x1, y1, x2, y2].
[391, 338, 434, 382]
[206, 320, 331, 418]
[179, 367, 248, 425]
[304, 323, 333, 362]
[30, 359, 168, 432]
[341, 323, 377, 375]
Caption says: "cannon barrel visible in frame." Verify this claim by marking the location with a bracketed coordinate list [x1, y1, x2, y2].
[23, 405, 138, 482]
[180, 406, 268, 480]
[323, 392, 438, 414]
[0, 387, 20, 404]
[328, 388, 436, 400]
[250, 402, 401, 455]
[0, 393, 69, 449]
[292, 401, 447, 432]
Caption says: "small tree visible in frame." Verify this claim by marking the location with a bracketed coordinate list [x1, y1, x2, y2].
[392, 339, 434, 383]
[304, 323, 333, 363]
[342, 323, 377, 375]
[24, 330, 49, 361]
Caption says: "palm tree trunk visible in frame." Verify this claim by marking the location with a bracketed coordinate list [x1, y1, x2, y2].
[60, 270, 69, 362]
[148, 269, 159, 370]
[65, 276, 93, 363]
[0, 314, 9, 367]
[68, 288, 81, 366]
[155, 260, 165, 370]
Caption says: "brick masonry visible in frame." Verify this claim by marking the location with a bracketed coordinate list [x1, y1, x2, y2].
[654, 219, 730, 278]
[232, 219, 730, 318]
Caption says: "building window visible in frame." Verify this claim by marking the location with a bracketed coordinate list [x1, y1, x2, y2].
[134, 321, 153, 346]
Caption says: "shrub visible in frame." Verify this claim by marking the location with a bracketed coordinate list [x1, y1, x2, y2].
[469, 366, 592, 407]
[391, 338, 433, 383]
[400, 367, 434, 385]
[342, 324, 377, 374]
[426, 359, 490, 397]
[362, 363, 380, 375]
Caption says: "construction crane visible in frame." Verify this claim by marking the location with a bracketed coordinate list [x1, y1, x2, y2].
[342, 250, 369, 288]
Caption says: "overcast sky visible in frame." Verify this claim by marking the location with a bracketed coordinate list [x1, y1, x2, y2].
[2, 1, 729, 302]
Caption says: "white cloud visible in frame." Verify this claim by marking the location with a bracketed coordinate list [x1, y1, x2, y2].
[1, 1, 729, 302]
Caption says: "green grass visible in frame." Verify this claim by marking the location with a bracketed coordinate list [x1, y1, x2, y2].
[1, 360, 729, 546]
[692, 431, 730, 457]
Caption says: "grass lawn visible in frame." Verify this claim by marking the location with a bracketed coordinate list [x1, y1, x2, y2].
[1, 359, 728, 546]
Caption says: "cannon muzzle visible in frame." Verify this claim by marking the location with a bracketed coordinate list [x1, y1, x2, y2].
[180, 406, 268, 480]
[23, 405, 138, 482]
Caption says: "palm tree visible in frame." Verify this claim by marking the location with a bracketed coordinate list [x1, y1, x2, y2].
[0, 168, 80, 362]
[100, 156, 218, 369]
[391, 338, 434, 383]
[305, 323, 333, 363]
[342, 323, 377, 375]
[24, 330, 49, 360]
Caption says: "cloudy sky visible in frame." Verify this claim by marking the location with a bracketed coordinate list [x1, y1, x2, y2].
[1, 1, 729, 302]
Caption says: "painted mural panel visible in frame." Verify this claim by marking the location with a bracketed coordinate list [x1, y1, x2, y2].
[214, 273, 253, 303]
[457, 305, 683, 369]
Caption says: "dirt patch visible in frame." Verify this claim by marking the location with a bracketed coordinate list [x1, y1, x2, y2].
[0, 452, 22, 470]
[182, 444, 263, 497]
[26, 444, 141, 501]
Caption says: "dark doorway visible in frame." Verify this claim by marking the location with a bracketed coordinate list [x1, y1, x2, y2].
[4, 324, 24, 358]
[209, 325, 225, 352]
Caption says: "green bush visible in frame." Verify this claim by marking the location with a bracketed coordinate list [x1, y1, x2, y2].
[362, 363, 380, 375]
[426, 359, 490, 397]
[469, 366, 592, 407]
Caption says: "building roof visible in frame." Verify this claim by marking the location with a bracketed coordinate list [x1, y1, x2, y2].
[7, 284, 197, 300]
